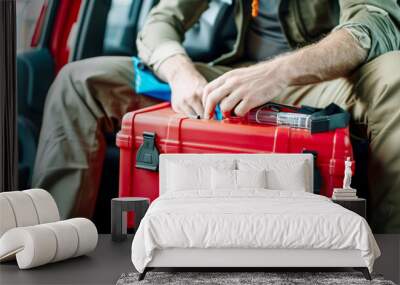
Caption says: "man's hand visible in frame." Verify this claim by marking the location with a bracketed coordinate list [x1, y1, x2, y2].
[203, 59, 288, 118]
[203, 29, 367, 119]
[158, 54, 207, 117]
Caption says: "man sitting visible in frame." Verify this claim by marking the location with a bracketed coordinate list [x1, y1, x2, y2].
[32, 0, 400, 233]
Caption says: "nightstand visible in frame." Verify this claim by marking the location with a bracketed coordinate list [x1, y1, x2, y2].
[111, 197, 150, 242]
[331, 198, 366, 219]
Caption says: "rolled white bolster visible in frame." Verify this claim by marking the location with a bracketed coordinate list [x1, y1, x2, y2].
[1, 191, 39, 227]
[0, 226, 57, 269]
[65, 218, 98, 257]
[0, 196, 17, 237]
[23, 189, 60, 224]
[0, 218, 97, 269]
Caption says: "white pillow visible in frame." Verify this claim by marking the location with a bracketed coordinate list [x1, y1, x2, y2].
[238, 159, 309, 192]
[211, 169, 267, 190]
[167, 160, 235, 192]
[266, 165, 307, 191]
[211, 168, 236, 190]
[237, 169, 267, 189]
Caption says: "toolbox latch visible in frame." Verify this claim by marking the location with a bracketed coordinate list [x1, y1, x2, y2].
[136, 132, 159, 171]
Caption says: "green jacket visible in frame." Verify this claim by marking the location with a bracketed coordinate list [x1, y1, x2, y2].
[137, 0, 400, 70]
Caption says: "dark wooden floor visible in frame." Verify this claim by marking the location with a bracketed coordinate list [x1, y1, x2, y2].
[0, 235, 134, 285]
[1, 235, 399, 285]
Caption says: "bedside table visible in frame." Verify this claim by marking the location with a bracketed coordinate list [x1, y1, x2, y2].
[331, 198, 366, 219]
[111, 197, 150, 242]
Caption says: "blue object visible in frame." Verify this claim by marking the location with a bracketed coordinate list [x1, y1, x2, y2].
[132, 57, 222, 120]
[215, 104, 223, 121]
[133, 57, 172, 101]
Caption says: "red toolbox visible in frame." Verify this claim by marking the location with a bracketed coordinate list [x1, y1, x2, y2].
[117, 102, 354, 210]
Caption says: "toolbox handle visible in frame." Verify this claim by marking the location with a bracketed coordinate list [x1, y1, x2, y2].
[164, 114, 186, 154]
[245, 102, 350, 133]
[301, 104, 350, 133]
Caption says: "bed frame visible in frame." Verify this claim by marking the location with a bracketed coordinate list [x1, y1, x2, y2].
[139, 154, 371, 281]
[140, 248, 371, 280]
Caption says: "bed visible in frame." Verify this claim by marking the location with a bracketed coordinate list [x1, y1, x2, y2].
[131, 154, 380, 281]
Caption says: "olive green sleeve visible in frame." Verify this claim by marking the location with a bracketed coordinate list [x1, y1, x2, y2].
[335, 0, 400, 61]
[136, 0, 209, 71]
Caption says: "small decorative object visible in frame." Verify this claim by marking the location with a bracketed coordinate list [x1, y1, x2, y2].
[332, 157, 358, 200]
[343, 157, 354, 189]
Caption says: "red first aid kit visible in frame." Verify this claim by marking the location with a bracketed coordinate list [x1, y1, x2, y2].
[117, 102, 354, 224]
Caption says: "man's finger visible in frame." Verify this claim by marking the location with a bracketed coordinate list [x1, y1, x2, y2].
[190, 97, 204, 118]
[181, 103, 197, 117]
[203, 69, 243, 104]
[233, 98, 258, 117]
[203, 74, 228, 98]
[219, 90, 244, 115]
[204, 84, 234, 119]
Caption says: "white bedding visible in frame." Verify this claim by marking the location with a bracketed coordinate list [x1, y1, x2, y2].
[131, 190, 380, 273]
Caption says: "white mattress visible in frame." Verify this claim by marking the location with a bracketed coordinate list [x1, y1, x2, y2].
[131, 190, 380, 273]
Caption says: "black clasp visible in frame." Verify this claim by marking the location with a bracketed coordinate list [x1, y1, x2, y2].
[310, 117, 330, 134]
[136, 132, 159, 171]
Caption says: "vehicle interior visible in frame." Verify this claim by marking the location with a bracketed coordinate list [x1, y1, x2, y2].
[17, 0, 368, 233]
[17, 0, 239, 232]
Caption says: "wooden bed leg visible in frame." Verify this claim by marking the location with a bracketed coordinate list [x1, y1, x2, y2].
[354, 267, 371, 280]
[138, 268, 148, 281]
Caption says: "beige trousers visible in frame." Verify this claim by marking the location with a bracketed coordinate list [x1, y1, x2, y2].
[33, 52, 400, 233]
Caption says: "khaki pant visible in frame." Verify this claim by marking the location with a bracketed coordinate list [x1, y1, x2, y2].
[33, 52, 400, 233]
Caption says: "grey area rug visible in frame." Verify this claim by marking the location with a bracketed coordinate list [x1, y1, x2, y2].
[117, 272, 395, 285]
